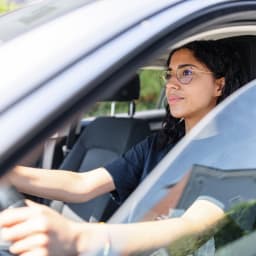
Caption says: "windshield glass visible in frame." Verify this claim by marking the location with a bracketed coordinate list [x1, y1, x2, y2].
[111, 79, 256, 254]
[0, 0, 95, 43]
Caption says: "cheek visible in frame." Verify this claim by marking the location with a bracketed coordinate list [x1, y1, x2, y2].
[168, 86, 217, 118]
[187, 85, 218, 112]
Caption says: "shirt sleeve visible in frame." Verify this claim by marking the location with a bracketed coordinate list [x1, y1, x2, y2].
[104, 135, 153, 204]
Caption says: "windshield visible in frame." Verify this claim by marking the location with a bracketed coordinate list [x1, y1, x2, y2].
[0, 0, 96, 43]
[110, 79, 256, 254]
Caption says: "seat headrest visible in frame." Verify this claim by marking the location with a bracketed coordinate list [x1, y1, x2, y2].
[218, 35, 256, 83]
[103, 74, 140, 102]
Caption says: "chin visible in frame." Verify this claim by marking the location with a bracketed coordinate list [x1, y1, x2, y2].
[170, 111, 185, 119]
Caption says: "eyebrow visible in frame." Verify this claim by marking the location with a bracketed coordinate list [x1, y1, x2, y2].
[168, 64, 197, 71]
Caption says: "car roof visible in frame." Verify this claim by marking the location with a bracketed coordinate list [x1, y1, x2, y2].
[0, 0, 95, 42]
[0, 0, 184, 111]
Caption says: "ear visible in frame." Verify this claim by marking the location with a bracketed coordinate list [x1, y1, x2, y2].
[215, 77, 225, 97]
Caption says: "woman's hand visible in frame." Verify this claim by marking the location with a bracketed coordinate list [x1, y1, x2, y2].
[0, 200, 81, 256]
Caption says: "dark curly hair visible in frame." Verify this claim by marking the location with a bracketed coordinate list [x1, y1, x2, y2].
[156, 40, 247, 150]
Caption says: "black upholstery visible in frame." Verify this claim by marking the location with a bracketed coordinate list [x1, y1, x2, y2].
[61, 117, 151, 172]
[58, 117, 151, 221]
[52, 75, 151, 221]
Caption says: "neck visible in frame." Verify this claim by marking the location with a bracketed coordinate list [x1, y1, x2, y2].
[184, 102, 218, 133]
[184, 113, 209, 133]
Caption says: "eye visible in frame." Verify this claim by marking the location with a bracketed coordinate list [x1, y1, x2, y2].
[182, 68, 193, 76]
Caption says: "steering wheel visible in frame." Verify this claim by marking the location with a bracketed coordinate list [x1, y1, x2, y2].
[0, 186, 26, 256]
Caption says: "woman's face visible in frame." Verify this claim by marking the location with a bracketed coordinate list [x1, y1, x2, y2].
[165, 48, 224, 124]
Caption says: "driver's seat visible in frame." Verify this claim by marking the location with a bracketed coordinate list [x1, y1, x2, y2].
[51, 75, 151, 221]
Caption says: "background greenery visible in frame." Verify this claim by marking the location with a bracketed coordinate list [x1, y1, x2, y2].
[0, 0, 19, 13]
[86, 69, 165, 117]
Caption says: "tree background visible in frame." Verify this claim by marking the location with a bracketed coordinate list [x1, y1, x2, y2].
[86, 69, 165, 117]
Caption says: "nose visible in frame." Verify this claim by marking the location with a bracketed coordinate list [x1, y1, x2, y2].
[165, 78, 181, 90]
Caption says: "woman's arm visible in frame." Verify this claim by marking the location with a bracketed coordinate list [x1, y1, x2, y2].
[0, 199, 225, 255]
[10, 165, 115, 202]
[84, 199, 225, 255]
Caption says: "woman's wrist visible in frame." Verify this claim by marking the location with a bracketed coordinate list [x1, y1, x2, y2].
[74, 222, 112, 255]
[72, 222, 87, 255]
[99, 222, 112, 256]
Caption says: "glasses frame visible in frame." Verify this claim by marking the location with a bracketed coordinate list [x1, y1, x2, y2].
[162, 66, 213, 85]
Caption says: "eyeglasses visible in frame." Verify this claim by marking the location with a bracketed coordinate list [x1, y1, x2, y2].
[162, 66, 213, 85]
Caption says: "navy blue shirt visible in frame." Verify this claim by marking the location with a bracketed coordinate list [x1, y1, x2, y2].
[104, 133, 174, 204]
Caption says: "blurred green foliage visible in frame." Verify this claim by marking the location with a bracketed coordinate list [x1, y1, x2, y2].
[140, 68, 165, 110]
[86, 69, 165, 117]
[0, 0, 18, 13]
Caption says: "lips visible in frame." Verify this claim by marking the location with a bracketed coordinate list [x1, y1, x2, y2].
[168, 94, 184, 104]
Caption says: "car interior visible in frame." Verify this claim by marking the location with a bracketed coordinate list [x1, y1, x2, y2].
[49, 74, 152, 222]
[3, 2, 256, 256]
[29, 33, 256, 224]
[4, 6, 252, 227]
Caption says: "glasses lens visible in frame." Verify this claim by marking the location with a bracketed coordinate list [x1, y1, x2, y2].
[177, 67, 193, 84]
[162, 70, 172, 83]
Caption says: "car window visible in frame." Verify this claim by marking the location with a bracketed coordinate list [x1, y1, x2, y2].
[85, 69, 165, 117]
[110, 78, 256, 253]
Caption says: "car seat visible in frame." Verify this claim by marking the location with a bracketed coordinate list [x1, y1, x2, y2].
[51, 74, 151, 221]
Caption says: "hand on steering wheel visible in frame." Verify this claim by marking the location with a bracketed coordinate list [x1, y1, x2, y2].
[0, 188, 82, 256]
[0, 186, 26, 255]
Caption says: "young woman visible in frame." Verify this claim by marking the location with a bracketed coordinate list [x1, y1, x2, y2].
[0, 40, 246, 256]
